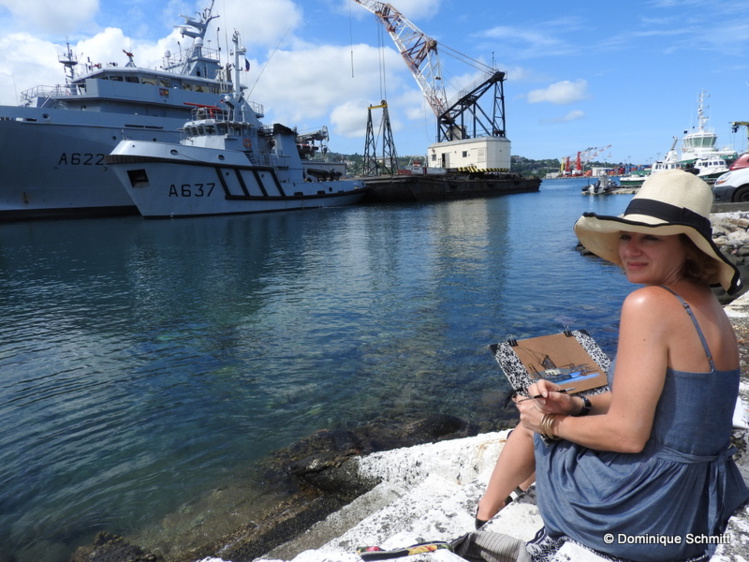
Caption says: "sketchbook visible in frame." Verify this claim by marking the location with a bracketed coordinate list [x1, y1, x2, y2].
[490, 329, 611, 396]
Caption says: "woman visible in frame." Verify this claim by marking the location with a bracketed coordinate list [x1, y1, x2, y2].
[478, 169, 748, 561]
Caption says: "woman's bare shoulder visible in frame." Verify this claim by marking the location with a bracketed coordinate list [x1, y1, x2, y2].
[622, 286, 681, 313]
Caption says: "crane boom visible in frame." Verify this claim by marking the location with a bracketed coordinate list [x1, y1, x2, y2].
[732, 121, 749, 145]
[353, 0, 448, 119]
[354, 0, 507, 145]
[354, 0, 510, 172]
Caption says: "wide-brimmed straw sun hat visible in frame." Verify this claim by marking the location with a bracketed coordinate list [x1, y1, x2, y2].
[574, 169, 742, 294]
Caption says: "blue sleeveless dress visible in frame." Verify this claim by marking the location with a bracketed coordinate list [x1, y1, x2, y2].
[533, 289, 749, 561]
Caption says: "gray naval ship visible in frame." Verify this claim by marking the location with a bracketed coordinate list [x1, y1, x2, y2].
[0, 2, 254, 219]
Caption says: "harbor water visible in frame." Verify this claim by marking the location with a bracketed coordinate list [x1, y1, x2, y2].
[0, 178, 634, 560]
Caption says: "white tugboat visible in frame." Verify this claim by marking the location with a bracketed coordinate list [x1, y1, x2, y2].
[618, 92, 737, 188]
[619, 137, 681, 188]
[107, 32, 366, 218]
[681, 91, 737, 162]
[679, 90, 737, 182]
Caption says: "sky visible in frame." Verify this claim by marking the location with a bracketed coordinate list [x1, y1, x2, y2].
[1, 0, 749, 166]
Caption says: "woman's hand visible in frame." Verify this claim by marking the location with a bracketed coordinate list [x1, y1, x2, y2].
[516, 380, 579, 433]
[516, 396, 545, 433]
[524, 380, 579, 414]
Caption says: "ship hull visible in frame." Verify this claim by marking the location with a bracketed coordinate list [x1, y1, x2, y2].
[108, 141, 366, 218]
[361, 173, 541, 202]
[0, 107, 199, 219]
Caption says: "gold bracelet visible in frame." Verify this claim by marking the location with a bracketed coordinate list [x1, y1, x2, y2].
[540, 413, 559, 440]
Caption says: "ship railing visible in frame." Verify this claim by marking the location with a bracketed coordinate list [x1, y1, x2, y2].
[247, 101, 264, 118]
[188, 102, 264, 122]
[19, 83, 86, 105]
[162, 45, 221, 73]
[190, 106, 230, 121]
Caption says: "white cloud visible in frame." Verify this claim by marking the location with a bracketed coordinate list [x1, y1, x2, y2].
[342, 0, 443, 22]
[222, 0, 303, 49]
[478, 25, 575, 59]
[0, 33, 65, 104]
[554, 109, 585, 123]
[330, 100, 369, 141]
[527, 79, 588, 105]
[244, 42, 419, 145]
[0, 0, 98, 35]
[538, 109, 585, 126]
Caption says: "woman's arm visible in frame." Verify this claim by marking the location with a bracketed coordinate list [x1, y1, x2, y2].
[519, 287, 670, 453]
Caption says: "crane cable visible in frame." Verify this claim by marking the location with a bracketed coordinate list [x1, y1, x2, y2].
[376, 20, 388, 102]
[246, 26, 290, 98]
[438, 43, 495, 74]
[348, 0, 355, 78]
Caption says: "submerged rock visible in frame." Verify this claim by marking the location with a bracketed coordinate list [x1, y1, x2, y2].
[70, 531, 165, 562]
[269, 414, 480, 495]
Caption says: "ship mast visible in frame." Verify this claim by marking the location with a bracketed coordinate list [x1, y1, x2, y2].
[231, 31, 248, 121]
[696, 90, 709, 132]
[58, 42, 79, 93]
[170, 0, 220, 77]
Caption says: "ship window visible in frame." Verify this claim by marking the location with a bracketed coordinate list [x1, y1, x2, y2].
[127, 169, 150, 188]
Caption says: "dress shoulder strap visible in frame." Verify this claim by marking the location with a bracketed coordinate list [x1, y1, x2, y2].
[659, 285, 716, 371]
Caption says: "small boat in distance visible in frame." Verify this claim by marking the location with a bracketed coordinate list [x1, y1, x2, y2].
[581, 175, 617, 195]
[107, 32, 366, 218]
[690, 156, 729, 183]
[619, 137, 681, 188]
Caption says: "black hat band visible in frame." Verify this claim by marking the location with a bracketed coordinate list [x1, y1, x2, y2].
[621, 198, 712, 238]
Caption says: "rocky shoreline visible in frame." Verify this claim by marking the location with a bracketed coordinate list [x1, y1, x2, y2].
[711, 212, 749, 302]
[70, 414, 512, 562]
[71, 210, 749, 562]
